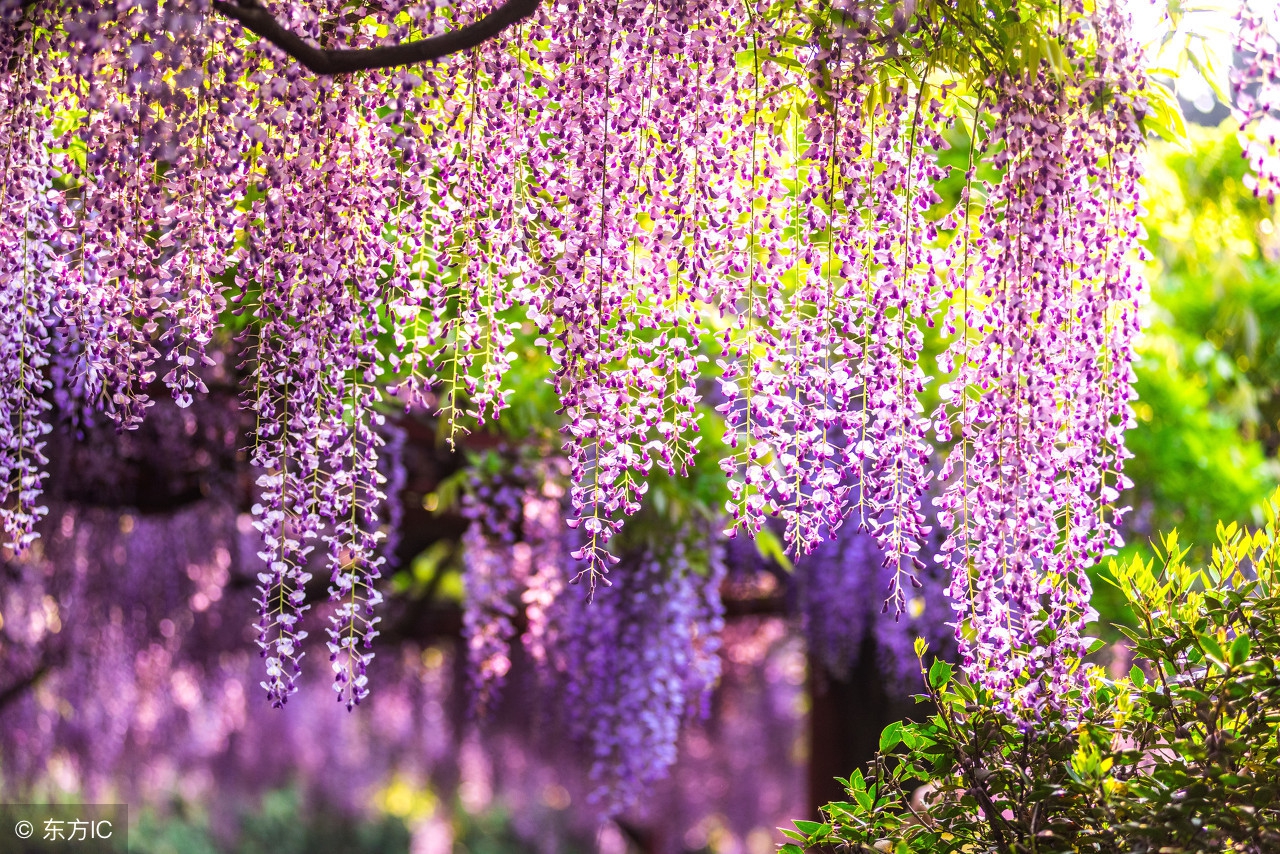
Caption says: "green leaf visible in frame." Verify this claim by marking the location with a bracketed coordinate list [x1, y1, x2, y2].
[1229, 634, 1251, 666]
[1129, 664, 1147, 688]
[928, 659, 954, 689]
[792, 819, 825, 835]
[764, 53, 806, 73]
[754, 526, 794, 572]
[853, 787, 874, 811]
[880, 721, 904, 752]
[778, 845, 805, 854]
[1181, 687, 1211, 704]
[1116, 624, 1144, 643]
[1185, 39, 1233, 107]
[1141, 78, 1189, 149]
[1198, 633, 1225, 664]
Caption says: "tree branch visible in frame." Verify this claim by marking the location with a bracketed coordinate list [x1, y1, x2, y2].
[211, 0, 539, 75]
[0, 659, 52, 713]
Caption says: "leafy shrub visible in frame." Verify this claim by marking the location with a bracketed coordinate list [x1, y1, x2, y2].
[787, 493, 1280, 854]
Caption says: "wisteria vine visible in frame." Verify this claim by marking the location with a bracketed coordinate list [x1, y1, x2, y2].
[0, 0, 1248, 715]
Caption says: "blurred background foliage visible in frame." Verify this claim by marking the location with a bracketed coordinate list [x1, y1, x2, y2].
[129, 786, 598, 854]
[132, 788, 413, 854]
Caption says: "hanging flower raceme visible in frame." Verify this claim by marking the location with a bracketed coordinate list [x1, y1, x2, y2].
[715, 12, 945, 610]
[459, 470, 527, 712]
[238, 74, 399, 709]
[455, 461, 725, 814]
[934, 0, 1146, 717]
[1234, 0, 1280, 202]
[0, 6, 66, 553]
[11, 0, 414, 706]
[551, 535, 725, 814]
[514, 0, 750, 585]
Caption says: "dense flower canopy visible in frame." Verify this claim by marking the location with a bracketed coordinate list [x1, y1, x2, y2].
[5, 0, 1261, 729]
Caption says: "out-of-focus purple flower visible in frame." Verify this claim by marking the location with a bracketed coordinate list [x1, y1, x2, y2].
[1234, 1, 1280, 202]
[551, 535, 726, 814]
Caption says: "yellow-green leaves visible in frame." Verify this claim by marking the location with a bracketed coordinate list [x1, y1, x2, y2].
[1142, 79, 1190, 150]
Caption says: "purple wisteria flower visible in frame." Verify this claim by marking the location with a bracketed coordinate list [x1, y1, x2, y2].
[932, 0, 1146, 716]
[1234, 0, 1280, 202]
[456, 460, 725, 814]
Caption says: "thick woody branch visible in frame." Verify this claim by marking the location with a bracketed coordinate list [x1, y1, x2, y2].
[211, 0, 538, 75]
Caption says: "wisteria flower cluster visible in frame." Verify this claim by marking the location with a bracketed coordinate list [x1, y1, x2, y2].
[0, 0, 1166, 711]
[1234, 0, 1280, 203]
[459, 463, 725, 812]
[795, 506, 953, 689]
[932, 4, 1148, 717]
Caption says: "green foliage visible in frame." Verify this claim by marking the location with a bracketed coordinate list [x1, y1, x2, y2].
[451, 801, 591, 854]
[1144, 124, 1276, 281]
[236, 790, 411, 854]
[129, 788, 595, 854]
[132, 808, 222, 854]
[794, 0, 1087, 94]
[1123, 340, 1272, 554]
[1141, 123, 1280, 456]
[792, 493, 1280, 853]
[132, 788, 411, 854]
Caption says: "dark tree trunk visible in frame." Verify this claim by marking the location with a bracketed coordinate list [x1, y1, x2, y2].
[806, 632, 914, 820]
